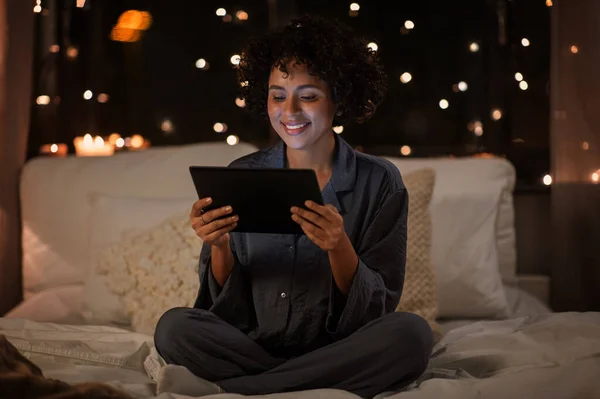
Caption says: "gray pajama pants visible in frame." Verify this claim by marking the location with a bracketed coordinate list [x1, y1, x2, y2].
[154, 308, 433, 398]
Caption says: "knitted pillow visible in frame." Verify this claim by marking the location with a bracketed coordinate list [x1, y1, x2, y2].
[395, 168, 442, 342]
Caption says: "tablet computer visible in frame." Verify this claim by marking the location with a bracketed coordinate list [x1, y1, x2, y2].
[189, 166, 324, 235]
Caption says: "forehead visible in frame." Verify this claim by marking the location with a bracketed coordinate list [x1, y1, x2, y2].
[268, 61, 327, 89]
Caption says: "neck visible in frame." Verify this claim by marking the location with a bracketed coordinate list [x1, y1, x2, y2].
[286, 132, 335, 172]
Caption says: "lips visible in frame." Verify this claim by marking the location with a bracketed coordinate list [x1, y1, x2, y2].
[282, 121, 311, 136]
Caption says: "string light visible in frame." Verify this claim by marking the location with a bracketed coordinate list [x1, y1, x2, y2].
[333, 126, 344, 134]
[367, 42, 378, 52]
[521, 38, 530, 47]
[400, 72, 412, 83]
[439, 99, 449, 109]
[515, 72, 524, 81]
[97, 93, 109, 103]
[236, 11, 248, 20]
[235, 97, 246, 108]
[83, 90, 93, 100]
[36, 95, 50, 105]
[519, 81, 529, 91]
[458, 81, 468, 91]
[76, 0, 86, 7]
[49, 45, 60, 53]
[161, 119, 174, 133]
[66, 46, 78, 59]
[33, 4, 42, 13]
[400, 145, 411, 156]
[230, 55, 241, 65]
[543, 174, 552, 186]
[216, 8, 226, 16]
[226, 135, 239, 146]
[591, 171, 600, 183]
[469, 42, 479, 52]
[195, 58, 209, 70]
[213, 123, 227, 133]
[491, 109, 503, 120]
[349, 3, 360, 11]
[404, 21, 415, 30]
[570, 45, 579, 54]
[546, 0, 553, 7]
[582, 142, 589, 151]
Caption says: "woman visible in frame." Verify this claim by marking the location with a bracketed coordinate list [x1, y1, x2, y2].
[155, 14, 433, 398]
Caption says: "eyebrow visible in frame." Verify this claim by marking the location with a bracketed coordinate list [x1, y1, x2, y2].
[268, 84, 322, 91]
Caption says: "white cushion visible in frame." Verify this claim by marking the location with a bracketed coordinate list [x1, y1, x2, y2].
[83, 194, 196, 325]
[385, 157, 514, 318]
[19, 141, 259, 319]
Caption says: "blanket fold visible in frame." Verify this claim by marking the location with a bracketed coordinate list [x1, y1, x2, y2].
[0, 334, 134, 399]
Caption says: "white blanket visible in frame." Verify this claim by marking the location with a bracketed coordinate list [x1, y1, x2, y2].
[1, 312, 599, 399]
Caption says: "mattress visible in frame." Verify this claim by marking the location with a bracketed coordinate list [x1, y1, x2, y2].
[2, 312, 600, 399]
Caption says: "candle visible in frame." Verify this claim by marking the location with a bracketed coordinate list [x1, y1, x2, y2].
[73, 134, 115, 156]
[40, 143, 68, 157]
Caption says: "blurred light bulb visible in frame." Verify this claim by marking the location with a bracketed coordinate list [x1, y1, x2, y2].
[543, 174, 552, 186]
[474, 126, 484, 136]
[213, 123, 227, 133]
[161, 119, 173, 133]
[571, 45, 579, 54]
[195, 58, 207, 69]
[350, 3, 360, 11]
[521, 38, 530, 47]
[404, 20, 415, 30]
[49, 44, 60, 53]
[230, 54, 241, 65]
[226, 135, 239, 146]
[50, 144, 58, 153]
[582, 142, 589, 150]
[546, 0, 553, 6]
[400, 145, 411, 156]
[400, 72, 412, 83]
[469, 42, 479, 52]
[115, 138, 125, 148]
[519, 81, 529, 91]
[66, 46, 78, 59]
[439, 99, 449, 109]
[367, 42, 378, 52]
[33, 5, 42, 13]
[216, 8, 226, 16]
[591, 171, 600, 183]
[491, 109, 503, 120]
[97, 93, 109, 103]
[235, 97, 246, 108]
[515, 72, 523, 81]
[130, 134, 144, 148]
[333, 126, 344, 134]
[36, 95, 50, 105]
[458, 81, 468, 91]
[83, 90, 93, 100]
[236, 11, 248, 20]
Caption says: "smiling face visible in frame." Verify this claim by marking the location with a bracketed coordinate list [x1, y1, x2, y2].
[267, 61, 336, 151]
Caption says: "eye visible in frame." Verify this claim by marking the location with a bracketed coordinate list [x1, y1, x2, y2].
[272, 95, 286, 101]
[301, 95, 317, 101]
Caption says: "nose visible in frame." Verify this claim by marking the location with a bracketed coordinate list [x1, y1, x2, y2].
[283, 97, 301, 116]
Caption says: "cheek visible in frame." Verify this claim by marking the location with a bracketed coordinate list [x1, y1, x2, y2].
[267, 101, 281, 120]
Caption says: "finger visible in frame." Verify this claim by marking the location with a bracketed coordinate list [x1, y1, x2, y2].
[301, 224, 327, 249]
[193, 214, 238, 231]
[305, 201, 339, 222]
[191, 197, 212, 218]
[204, 222, 238, 243]
[291, 214, 327, 240]
[202, 205, 233, 224]
[291, 206, 329, 229]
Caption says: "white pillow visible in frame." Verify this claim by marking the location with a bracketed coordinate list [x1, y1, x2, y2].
[83, 194, 196, 325]
[431, 182, 509, 318]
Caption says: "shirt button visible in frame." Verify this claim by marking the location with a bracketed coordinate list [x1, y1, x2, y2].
[280, 292, 287, 299]
[288, 246, 294, 253]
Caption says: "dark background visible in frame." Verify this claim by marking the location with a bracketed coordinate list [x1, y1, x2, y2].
[28, 0, 551, 187]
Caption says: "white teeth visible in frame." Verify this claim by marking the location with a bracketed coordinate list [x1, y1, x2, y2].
[285, 123, 308, 129]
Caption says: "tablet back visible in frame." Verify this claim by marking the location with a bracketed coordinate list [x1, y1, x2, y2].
[189, 166, 324, 235]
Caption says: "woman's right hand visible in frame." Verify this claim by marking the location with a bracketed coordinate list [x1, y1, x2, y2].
[190, 197, 238, 248]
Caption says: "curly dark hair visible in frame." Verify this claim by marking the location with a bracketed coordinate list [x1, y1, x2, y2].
[236, 14, 388, 126]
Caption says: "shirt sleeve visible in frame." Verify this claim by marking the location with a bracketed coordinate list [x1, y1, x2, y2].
[326, 188, 408, 338]
[193, 237, 256, 333]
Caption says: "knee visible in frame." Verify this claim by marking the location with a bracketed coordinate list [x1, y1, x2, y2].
[154, 307, 211, 358]
[382, 312, 434, 372]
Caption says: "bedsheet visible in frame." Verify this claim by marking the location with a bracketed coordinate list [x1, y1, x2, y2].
[1, 312, 599, 399]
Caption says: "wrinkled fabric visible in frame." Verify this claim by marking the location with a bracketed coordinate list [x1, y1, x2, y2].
[194, 134, 408, 357]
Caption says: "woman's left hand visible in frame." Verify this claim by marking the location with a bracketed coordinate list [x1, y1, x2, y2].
[291, 201, 345, 251]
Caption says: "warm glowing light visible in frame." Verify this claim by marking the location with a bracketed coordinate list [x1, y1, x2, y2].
[230, 54, 241, 65]
[591, 171, 600, 183]
[108, 133, 121, 145]
[241, 80, 249, 87]
[519, 81, 529, 91]
[400, 145, 411, 156]
[546, 0, 553, 6]
[570, 45, 579, 54]
[367, 42, 378, 52]
[543, 174, 552, 186]
[66, 46, 78, 59]
[236, 11, 248, 20]
[161, 119, 174, 133]
[227, 135, 239, 146]
[50, 144, 58, 153]
[195, 58, 207, 69]
[216, 8, 227, 16]
[474, 126, 484, 136]
[350, 3, 360, 11]
[521, 38, 530, 47]
[213, 123, 227, 133]
[439, 99, 449, 109]
[491, 109, 503, 121]
[115, 138, 125, 148]
[582, 142, 589, 151]
[515, 72, 524, 81]
[49, 45, 60, 53]
[97, 93, 109, 103]
[76, 0, 86, 7]
[333, 126, 344, 134]
[235, 97, 246, 108]
[33, 5, 42, 13]
[36, 95, 51, 105]
[111, 10, 152, 43]
[74, 134, 114, 157]
[458, 81, 468, 91]
[469, 42, 479, 52]
[400, 72, 412, 83]
[404, 20, 415, 30]
[83, 90, 93, 100]
[40, 143, 67, 157]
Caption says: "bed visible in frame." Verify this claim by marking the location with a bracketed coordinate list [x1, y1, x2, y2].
[2, 140, 599, 398]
